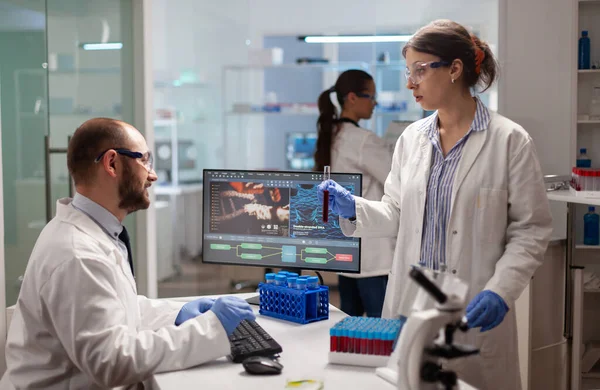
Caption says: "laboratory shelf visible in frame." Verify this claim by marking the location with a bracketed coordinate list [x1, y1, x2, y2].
[547, 190, 600, 206]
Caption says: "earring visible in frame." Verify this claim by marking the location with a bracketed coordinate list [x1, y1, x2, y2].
[451, 78, 455, 84]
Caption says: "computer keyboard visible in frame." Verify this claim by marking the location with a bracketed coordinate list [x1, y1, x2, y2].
[228, 320, 283, 363]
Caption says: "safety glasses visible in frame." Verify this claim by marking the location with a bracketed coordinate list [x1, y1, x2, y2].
[404, 61, 450, 85]
[95, 148, 154, 172]
[355, 92, 377, 103]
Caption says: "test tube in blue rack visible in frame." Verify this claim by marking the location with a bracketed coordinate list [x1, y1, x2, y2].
[275, 274, 287, 286]
[265, 273, 276, 284]
[257, 272, 329, 325]
[287, 277, 297, 289]
[296, 278, 307, 290]
[329, 317, 405, 356]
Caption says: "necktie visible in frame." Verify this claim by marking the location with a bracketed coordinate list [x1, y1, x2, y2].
[118, 227, 135, 277]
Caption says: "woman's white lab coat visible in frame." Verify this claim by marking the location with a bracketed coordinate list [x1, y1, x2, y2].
[332, 121, 395, 278]
[341, 112, 552, 390]
[1, 199, 230, 389]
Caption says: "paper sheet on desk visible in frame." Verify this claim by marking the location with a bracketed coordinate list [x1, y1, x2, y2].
[285, 379, 324, 389]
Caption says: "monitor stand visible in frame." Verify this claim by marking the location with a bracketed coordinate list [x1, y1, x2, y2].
[245, 294, 260, 306]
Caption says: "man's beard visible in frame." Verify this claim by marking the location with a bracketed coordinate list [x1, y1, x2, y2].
[118, 162, 149, 213]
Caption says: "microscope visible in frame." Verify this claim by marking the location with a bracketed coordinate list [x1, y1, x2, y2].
[376, 267, 479, 390]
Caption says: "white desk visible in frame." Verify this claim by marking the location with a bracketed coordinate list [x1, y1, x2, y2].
[153, 294, 394, 389]
[152, 294, 476, 390]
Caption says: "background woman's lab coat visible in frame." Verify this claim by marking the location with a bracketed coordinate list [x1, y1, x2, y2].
[341, 112, 553, 390]
[1, 199, 231, 389]
[331, 122, 395, 278]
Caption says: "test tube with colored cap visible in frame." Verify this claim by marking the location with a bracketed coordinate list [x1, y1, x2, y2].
[287, 277, 297, 289]
[307, 276, 319, 289]
[296, 278, 307, 290]
[348, 328, 355, 353]
[275, 274, 287, 286]
[330, 327, 338, 352]
[353, 325, 361, 353]
[265, 273, 276, 284]
[322, 166, 330, 223]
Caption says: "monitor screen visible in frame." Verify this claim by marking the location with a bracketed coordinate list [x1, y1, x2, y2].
[202, 169, 362, 273]
[285, 133, 317, 170]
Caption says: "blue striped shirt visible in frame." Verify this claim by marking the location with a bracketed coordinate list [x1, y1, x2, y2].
[419, 97, 491, 271]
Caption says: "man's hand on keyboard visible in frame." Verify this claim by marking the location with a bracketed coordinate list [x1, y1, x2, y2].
[174, 297, 215, 326]
[210, 296, 256, 335]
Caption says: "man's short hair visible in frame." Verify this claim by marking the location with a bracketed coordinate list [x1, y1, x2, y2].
[67, 118, 130, 185]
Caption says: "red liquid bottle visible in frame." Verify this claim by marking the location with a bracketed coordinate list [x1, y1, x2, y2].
[322, 190, 329, 222]
[322, 166, 330, 223]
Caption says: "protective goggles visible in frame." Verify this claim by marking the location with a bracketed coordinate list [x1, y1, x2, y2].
[95, 148, 154, 172]
[404, 61, 450, 85]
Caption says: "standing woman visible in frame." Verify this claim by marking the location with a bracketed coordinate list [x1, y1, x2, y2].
[315, 69, 394, 318]
[318, 20, 552, 389]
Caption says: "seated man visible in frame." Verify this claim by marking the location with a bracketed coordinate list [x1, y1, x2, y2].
[0, 118, 255, 389]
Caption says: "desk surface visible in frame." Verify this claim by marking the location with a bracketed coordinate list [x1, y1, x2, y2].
[153, 294, 477, 390]
[152, 293, 396, 389]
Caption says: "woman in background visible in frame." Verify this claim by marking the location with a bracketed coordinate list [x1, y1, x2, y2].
[314, 69, 394, 317]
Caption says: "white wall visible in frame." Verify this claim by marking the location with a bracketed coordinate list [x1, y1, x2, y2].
[499, 0, 575, 388]
[498, 0, 573, 239]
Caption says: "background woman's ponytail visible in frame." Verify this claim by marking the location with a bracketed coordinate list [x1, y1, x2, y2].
[314, 87, 338, 172]
[314, 70, 374, 172]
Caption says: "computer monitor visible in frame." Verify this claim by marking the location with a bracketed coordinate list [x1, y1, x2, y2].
[202, 169, 362, 274]
[285, 133, 317, 170]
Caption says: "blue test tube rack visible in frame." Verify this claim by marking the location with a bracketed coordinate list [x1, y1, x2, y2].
[258, 282, 329, 324]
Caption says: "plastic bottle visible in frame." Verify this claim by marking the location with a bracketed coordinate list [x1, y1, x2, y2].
[579, 30, 591, 70]
[577, 148, 592, 168]
[584, 206, 600, 245]
[265, 273, 276, 284]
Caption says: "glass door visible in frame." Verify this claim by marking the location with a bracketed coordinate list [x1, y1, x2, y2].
[0, 0, 49, 307]
[1, 0, 135, 307]
[45, 0, 136, 236]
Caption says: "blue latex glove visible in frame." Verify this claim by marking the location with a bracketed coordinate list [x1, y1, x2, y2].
[175, 297, 216, 326]
[465, 290, 509, 332]
[317, 179, 356, 219]
[210, 296, 256, 335]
